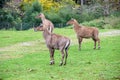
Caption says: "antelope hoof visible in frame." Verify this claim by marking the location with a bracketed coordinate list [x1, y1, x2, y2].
[50, 62, 54, 65]
[98, 46, 100, 50]
[59, 64, 63, 66]
[93, 47, 96, 49]
[50, 61, 54, 65]
[50, 62, 53, 65]
[64, 63, 66, 65]
[50, 63, 52, 65]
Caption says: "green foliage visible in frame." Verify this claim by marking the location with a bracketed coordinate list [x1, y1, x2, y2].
[76, 3, 103, 22]
[103, 15, 120, 29]
[0, 9, 15, 29]
[82, 19, 105, 29]
[44, 5, 79, 27]
[43, 1, 77, 27]
[58, 6, 74, 23]
[24, 0, 42, 19]
[0, 0, 10, 8]
[21, 0, 42, 30]
[0, 0, 22, 30]
[82, 15, 120, 29]
[46, 12, 62, 23]
[0, 0, 120, 30]
[112, 11, 120, 17]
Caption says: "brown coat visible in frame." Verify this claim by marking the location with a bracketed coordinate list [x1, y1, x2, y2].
[34, 26, 70, 66]
[67, 19, 100, 50]
[36, 13, 54, 33]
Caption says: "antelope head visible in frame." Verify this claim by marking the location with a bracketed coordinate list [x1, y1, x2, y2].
[35, 13, 45, 19]
[34, 24, 44, 32]
[66, 18, 77, 25]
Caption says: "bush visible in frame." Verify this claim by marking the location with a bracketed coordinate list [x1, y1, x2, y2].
[22, 0, 42, 30]
[76, 3, 103, 22]
[44, 5, 81, 27]
[82, 19, 105, 29]
[103, 16, 120, 29]
[15, 23, 33, 30]
[82, 15, 120, 29]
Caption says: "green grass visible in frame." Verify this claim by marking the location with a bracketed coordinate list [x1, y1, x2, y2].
[0, 28, 120, 80]
[0, 29, 115, 47]
[0, 30, 43, 47]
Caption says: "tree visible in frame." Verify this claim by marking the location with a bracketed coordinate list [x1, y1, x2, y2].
[103, 0, 109, 16]
[0, 0, 22, 30]
[0, 0, 11, 8]
[20, 0, 42, 30]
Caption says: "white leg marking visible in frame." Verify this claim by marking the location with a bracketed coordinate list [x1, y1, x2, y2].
[65, 40, 70, 49]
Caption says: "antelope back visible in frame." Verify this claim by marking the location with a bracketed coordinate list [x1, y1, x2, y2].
[67, 18, 76, 25]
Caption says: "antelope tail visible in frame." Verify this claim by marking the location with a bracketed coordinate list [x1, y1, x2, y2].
[65, 40, 70, 50]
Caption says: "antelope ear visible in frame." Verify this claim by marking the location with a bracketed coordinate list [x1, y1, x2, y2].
[40, 23, 43, 27]
[39, 12, 42, 15]
[73, 19, 76, 21]
[40, 13, 44, 16]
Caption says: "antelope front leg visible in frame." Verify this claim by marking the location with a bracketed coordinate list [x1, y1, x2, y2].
[98, 38, 100, 49]
[78, 37, 82, 51]
[92, 38, 96, 49]
[49, 48, 55, 65]
[59, 50, 65, 66]
[64, 49, 68, 65]
[93, 40, 96, 49]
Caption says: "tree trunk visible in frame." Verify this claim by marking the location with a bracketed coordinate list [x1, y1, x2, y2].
[75, 0, 77, 4]
[80, 0, 84, 12]
[103, 0, 110, 16]
[81, 0, 84, 7]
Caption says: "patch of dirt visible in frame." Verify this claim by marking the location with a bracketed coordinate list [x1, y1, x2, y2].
[100, 30, 120, 36]
[0, 40, 46, 60]
[0, 54, 23, 60]
[2, 36, 10, 38]
[20, 42, 33, 46]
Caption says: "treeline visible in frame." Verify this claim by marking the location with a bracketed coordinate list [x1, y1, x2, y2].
[0, 0, 120, 30]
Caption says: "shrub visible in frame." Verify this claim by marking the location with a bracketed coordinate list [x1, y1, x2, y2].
[76, 3, 103, 22]
[82, 15, 120, 29]
[22, 0, 42, 30]
[103, 16, 120, 29]
[82, 19, 105, 29]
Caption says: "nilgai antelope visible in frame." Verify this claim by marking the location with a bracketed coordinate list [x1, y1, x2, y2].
[36, 13, 54, 33]
[67, 18, 100, 50]
[34, 25, 70, 66]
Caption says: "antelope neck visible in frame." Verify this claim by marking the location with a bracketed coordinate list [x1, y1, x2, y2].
[43, 30, 51, 40]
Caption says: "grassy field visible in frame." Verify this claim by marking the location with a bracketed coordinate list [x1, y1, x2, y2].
[0, 28, 120, 80]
